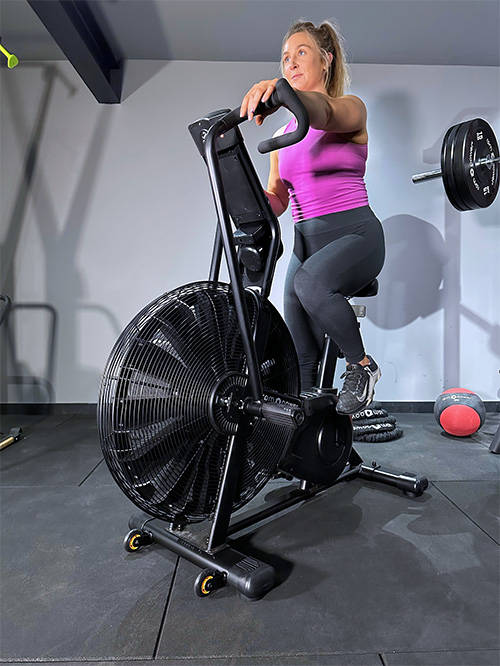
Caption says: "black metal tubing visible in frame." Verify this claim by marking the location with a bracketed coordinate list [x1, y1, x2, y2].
[209, 226, 223, 282]
[203, 83, 308, 398]
[228, 465, 362, 538]
[490, 424, 500, 454]
[316, 335, 340, 390]
[205, 140, 282, 298]
[208, 418, 253, 551]
[27, 0, 122, 104]
[205, 118, 263, 401]
[206, 129, 282, 298]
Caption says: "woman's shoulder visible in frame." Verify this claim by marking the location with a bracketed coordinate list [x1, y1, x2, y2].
[336, 94, 367, 111]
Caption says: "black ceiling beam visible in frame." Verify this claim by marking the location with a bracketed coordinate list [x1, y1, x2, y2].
[27, 0, 122, 104]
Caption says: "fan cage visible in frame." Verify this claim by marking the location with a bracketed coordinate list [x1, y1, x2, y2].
[97, 281, 299, 524]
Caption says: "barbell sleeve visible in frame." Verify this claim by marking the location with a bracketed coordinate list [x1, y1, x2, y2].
[412, 168, 443, 183]
[477, 155, 500, 167]
[412, 155, 499, 184]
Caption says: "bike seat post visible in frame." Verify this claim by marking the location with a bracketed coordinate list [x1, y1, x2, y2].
[316, 335, 340, 390]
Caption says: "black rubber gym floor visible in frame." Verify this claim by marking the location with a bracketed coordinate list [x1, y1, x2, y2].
[1, 410, 499, 666]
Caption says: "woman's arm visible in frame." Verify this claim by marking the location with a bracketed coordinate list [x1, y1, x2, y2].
[265, 149, 289, 216]
[297, 92, 367, 135]
[240, 79, 366, 136]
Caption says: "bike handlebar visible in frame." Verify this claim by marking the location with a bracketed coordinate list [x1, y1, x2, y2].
[219, 78, 310, 154]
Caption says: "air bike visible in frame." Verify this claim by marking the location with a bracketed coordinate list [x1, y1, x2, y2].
[97, 79, 428, 600]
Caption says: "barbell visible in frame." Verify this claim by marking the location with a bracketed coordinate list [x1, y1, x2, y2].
[412, 118, 499, 211]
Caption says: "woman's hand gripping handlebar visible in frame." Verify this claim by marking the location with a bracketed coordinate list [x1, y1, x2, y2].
[219, 78, 310, 154]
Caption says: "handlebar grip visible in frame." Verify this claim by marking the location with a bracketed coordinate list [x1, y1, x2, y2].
[255, 78, 309, 154]
[216, 79, 309, 154]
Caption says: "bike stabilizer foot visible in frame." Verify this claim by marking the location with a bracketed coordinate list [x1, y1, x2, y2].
[128, 513, 276, 600]
[358, 462, 429, 497]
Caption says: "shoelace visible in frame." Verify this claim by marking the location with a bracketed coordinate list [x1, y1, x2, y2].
[340, 365, 367, 393]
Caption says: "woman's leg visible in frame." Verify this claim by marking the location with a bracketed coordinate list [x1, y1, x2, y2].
[284, 252, 325, 390]
[293, 232, 384, 363]
[292, 222, 385, 412]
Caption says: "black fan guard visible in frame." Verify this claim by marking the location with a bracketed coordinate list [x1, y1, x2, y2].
[97, 281, 299, 524]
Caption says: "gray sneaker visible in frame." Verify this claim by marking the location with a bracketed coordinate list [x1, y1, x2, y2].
[336, 356, 381, 415]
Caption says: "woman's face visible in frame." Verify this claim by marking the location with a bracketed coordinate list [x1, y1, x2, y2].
[282, 31, 328, 93]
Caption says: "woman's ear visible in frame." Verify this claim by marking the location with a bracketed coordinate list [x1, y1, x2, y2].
[323, 51, 334, 70]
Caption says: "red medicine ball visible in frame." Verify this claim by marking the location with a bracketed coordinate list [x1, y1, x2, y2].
[434, 388, 486, 437]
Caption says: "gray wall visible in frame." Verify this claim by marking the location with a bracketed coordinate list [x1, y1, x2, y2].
[1, 60, 499, 404]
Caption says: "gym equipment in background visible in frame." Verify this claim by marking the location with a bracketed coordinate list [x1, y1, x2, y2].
[0, 38, 19, 68]
[352, 402, 404, 442]
[434, 388, 486, 437]
[491, 407, 500, 453]
[413, 119, 499, 452]
[412, 118, 499, 211]
[0, 294, 24, 451]
[98, 79, 428, 600]
[0, 427, 23, 451]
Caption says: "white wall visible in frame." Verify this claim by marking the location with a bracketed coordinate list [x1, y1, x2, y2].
[1, 60, 499, 403]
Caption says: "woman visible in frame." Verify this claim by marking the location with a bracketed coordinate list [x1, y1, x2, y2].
[240, 19, 385, 415]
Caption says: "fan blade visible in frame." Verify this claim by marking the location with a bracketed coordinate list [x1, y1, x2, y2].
[138, 301, 220, 380]
[111, 411, 212, 460]
[147, 429, 226, 508]
[223, 304, 249, 372]
[191, 290, 233, 375]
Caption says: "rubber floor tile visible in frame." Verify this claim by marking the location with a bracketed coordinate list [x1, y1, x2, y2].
[0, 484, 175, 661]
[2, 657, 382, 666]
[384, 648, 500, 665]
[0, 415, 103, 487]
[81, 456, 119, 486]
[433, 480, 499, 544]
[155, 481, 499, 660]
[354, 413, 500, 482]
[0, 412, 51, 434]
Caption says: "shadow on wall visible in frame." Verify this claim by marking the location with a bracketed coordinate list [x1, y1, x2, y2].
[367, 214, 449, 329]
[1, 64, 122, 406]
[363, 91, 499, 389]
[121, 61, 171, 102]
[364, 90, 449, 330]
[0, 302, 58, 405]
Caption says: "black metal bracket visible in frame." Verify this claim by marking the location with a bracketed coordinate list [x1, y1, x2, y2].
[27, 0, 122, 104]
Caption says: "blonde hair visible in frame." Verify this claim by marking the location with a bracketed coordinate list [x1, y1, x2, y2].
[280, 19, 351, 98]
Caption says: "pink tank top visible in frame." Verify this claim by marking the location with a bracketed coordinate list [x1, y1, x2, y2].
[278, 119, 369, 222]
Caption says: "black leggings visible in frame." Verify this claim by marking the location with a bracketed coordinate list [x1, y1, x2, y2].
[284, 205, 385, 390]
